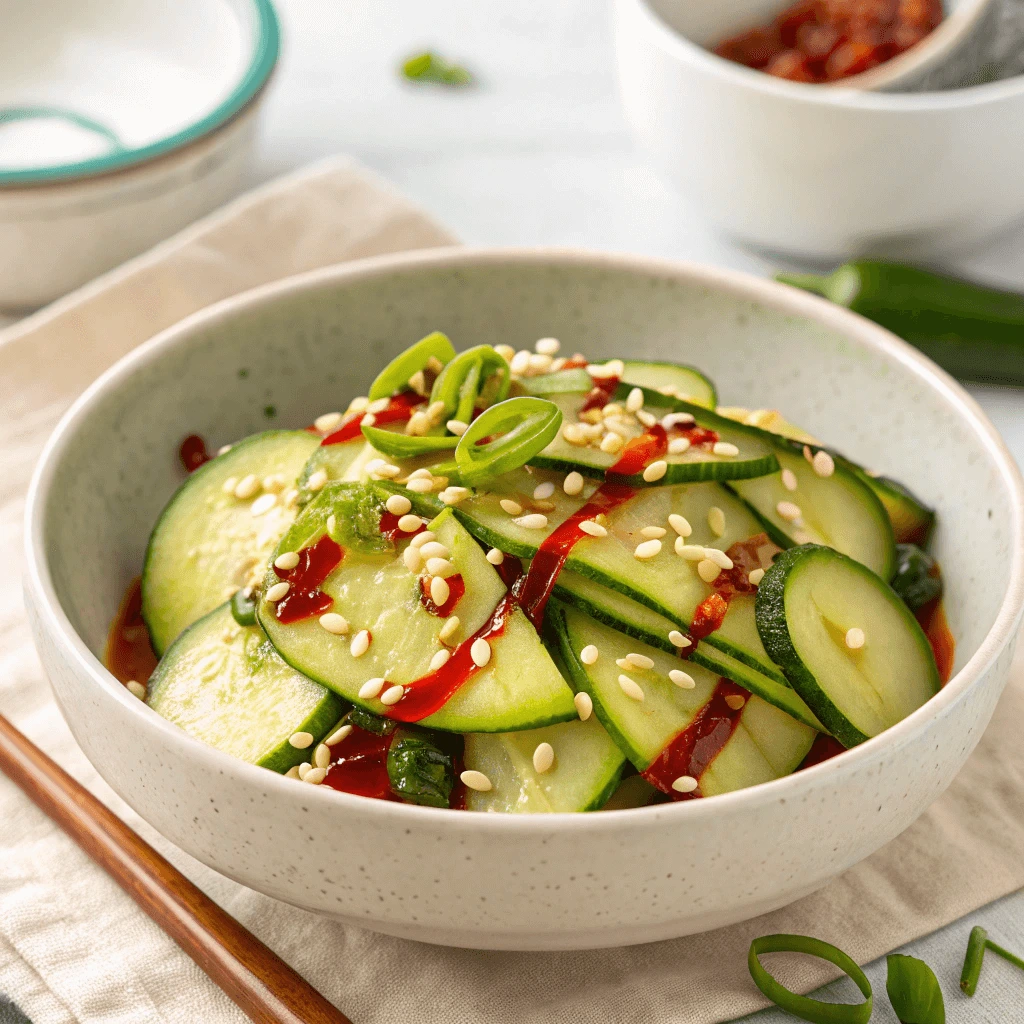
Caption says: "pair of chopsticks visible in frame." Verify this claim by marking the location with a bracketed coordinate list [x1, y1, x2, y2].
[0, 714, 353, 1024]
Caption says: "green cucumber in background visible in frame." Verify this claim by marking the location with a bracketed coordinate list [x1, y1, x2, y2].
[777, 260, 1024, 387]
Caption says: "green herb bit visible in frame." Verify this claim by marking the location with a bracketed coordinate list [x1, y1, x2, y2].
[886, 954, 944, 1023]
[369, 331, 456, 401]
[748, 934, 873, 1024]
[387, 727, 458, 808]
[455, 396, 562, 486]
[361, 425, 458, 460]
[229, 588, 258, 627]
[960, 925, 1024, 997]
[402, 52, 473, 87]
[430, 344, 511, 422]
[890, 544, 943, 611]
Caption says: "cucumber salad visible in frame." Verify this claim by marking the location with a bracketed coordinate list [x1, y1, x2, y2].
[115, 332, 951, 813]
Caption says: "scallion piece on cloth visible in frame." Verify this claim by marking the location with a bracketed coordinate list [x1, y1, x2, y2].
[960, 925, 1024, 997]
[402, 52, 473, 86]
[748, 934, 873, 1024]
[886, 954, 945, 1023]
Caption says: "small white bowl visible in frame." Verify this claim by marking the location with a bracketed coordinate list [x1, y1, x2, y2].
[24, 249, 1024, 950]
[614, 0, 1024, 260]
[0, 0, 279, 310]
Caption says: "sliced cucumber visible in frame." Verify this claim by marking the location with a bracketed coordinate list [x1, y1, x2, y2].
[142, 430, 320, 655]
[550, 603, 815, 795]
[729, 441, 895, 580]
[147, 603, 345, 773]
[848, 467, 935, 548]
[551, 570, 822, 729]
[620, 360, 717, 408]
[756, 545, 940, 748]
[530, 392, 778, 485]
[297, 438, 367, 505]
[258, 488, 575, 733]
[600, 774, 659, 810]
[463, 714, 625, 812]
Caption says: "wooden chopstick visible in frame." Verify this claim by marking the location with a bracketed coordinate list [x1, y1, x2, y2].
[0, 713, 353, 1024]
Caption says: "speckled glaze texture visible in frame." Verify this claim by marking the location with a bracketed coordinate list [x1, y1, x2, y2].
[24, 249, 1024, 950]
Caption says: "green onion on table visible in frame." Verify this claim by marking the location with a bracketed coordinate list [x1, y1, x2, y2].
[777, 261, 1024, 387]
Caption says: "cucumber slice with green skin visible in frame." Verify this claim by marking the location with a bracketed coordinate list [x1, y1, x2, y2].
[551, 570, 822, 730]
[620, 360, 717, 408]
[755, 545, 940, 748]
[463, 714, 625, 812]
[258, 488, 576, 733]
[529, 392, 779, 485]
[147, 603, 345, 773]
[549, 603, 815, 795]
[297, 438, 372, 505]
[728, 442, 895, 581]
[142, 430, 320, 655]
[601, 774, 658, 810]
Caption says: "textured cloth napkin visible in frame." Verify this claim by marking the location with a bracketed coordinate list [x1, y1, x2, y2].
[1, 157, 1023, 1024]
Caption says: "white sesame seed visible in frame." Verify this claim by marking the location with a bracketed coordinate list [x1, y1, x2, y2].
[626, 387, 644, 413]
[624, 652, 655, 669]
[351, 630, 371, 658]
[748, 568, 765, 586]
[430, 576, 451, 607]
[446, 419, 469, 436]
[663, 412, 696, 428]
[618, 675, 645, 701]
[348, 396, 370, 415]
[410, 529, 435, 547]
[419, 541, 450, 560]
[319, 612, 350, 635]
[813, 450, 835, 478]
[406, 477, 434, 493]
[514, 513, 549, 530]
[313, 743, 331, 769]
[275, 551, 300, 571]
[486, 548, 505, 565]
[297, 762, 311, 780]
[781, 468, 799, 492]
[641, 526, 667, 539]
[361, 414, 376, 427]
[533, 742, 555, 773]
[697, 559, 722, 583]
[358, 677, 385, 699]
[676, 540, 705, 560]
[713, 441, 740, 458]
[325, 723, 352, 746]
[315, 412, 343, 433]
[380, 684, 405, 706]
[429, 648, 451, 671]
[535, 337, 561, 356]
[438, 616, 461, 643]
[599, 432, 625, 454]
[366, 397, 390, 414]
[672, 775, 698, 793]
[580, 644, 599, 665]
[439, 486, 471, 505]
[250, 492, 277, 517]
[510, 350, 532, 374]
[285, 766, 301, 779]
[579, 520, 608, 538]
[306, 470, 328, 492]
[500, 498, 523, 516]
[289, 731, 314, 750]
[406, 411, 431, 436]
[427, 400, 447, 422]
[303, 767, 328, 786]
[426, 557, 455, 577]
[221, 476, 239, 494]
[407, 370, 428, 396]
[395, 514, 421, 534]
[266, 581, 290, 603]
[803, 444, 814, 463]
[563, 471, 584, 495]
[376, 463, 402, 479]
[461, 769, 492, 792]
[234, 474, 260, 499]
[668, 437, 691, 455]
[126, 680, 146, 700]
[217, 445, 232, 456]
[669, 669, 696, 689]
[777, 501, 802, 522]
[574, 691, 593, 720]
[601, 403, 624, 419]
[634, 538, 662, 560]
[282, 488, 299, 508]
[845, 627, 865, 650]
[724, 693, 747, 711]
[403, 546, 422, 572]
[704, 548, 734, 570]
[708, 506, 726, 536]
[471, 638, 492, 667]
[637, 409, 658, 428]
[529, 353, 554, 373]
[604, 419, 632, 440]
[425, 357, 444, 375]
[665, 514, 691, 539]
[668, 630, 691, 648]
[494, 344, 516, 362]
[263, 474, 287, 493]
[385, 494, 412, 516]
[563, 423, 588, 445]
[643, 460, 668, 483]
[533, 481, 556, 500]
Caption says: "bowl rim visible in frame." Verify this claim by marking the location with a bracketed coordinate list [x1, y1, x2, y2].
[0, 0, 279, 188]
[620, 0, 1024, 111]
[24, 245, 1024, 833]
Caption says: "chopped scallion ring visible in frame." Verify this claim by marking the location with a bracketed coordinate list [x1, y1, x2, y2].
[430, 344, 511, 421]
[361, 425, 458, 459]
[455, 397, 561, 486]
[368, 331, 456, 401]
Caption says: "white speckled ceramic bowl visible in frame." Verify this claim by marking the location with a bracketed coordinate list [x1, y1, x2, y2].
[24, 249, 1024, 950]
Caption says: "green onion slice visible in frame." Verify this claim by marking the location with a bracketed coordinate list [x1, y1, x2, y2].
[368, 331, 456, 401]
[748, 934, 873, 1024]
[430, 345, 511, 421]
[361, 425, 458, 459]
[960, 925, 1024, 997]
[455, 397, 561, 486]
[229, 588, 257, 627]
[519, 367, 592, 396]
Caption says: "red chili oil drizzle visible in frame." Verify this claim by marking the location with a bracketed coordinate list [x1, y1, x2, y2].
[579, 375, 620, 413]
[610, 424, 668, 477]
[798, 733, 847, 770]
[561, 355, 588, 370]
[104, 577, 158, 686]
[273, 534, 344, 624]
[179, 434, 210, 473]
[320, 391, 423, 446]
[916, 596, 955, 685]
[641, 678, 748, 799]
[493, 553, 523, 589]
[322, 725, 398, 800]
[688, 593, 729, 642]
[420, 573, 466, 617]
[378, 510, 425, 542]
